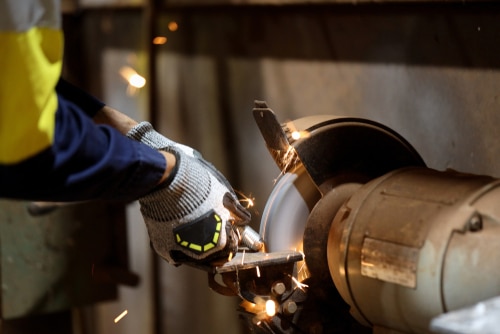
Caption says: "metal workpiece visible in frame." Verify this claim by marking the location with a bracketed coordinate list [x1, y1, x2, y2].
[328, 167, 500, 333]
[237, 225, 264, 251]
[209, 249, 309, 333]
[215, 250, 303, 274]
[209, 250, 303, 297]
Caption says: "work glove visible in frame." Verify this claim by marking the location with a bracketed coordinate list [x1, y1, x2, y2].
[127, 122, 251, 266]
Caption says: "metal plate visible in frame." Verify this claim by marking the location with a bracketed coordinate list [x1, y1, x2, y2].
[215, 250, 304, 274]
[361, 237, 419, 288]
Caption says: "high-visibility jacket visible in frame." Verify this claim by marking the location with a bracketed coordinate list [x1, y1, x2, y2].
[0, 0, 165, 201]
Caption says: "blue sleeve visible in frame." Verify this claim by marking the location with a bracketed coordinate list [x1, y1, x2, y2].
[0, 94, 166, 202]
[56, 78, 105, 118]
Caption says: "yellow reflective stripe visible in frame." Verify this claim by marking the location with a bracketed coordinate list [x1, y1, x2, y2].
[0, 27, 62, 164]
[189, 244, 202, 252]
[212, 231, 220, 244]
[204, 243, 215, 252]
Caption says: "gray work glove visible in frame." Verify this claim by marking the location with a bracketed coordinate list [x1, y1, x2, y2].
[127, 122, 251, 265]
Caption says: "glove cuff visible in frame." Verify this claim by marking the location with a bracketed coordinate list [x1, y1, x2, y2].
[126, 121, 174, 150]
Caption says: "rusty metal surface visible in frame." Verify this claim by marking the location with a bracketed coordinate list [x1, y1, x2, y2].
[361, 237, 419, 289]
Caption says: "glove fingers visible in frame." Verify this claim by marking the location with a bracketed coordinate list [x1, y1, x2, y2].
[223, 192, 251, 225]
[196, 153, 252, 225]
[196, 155, 235, 192]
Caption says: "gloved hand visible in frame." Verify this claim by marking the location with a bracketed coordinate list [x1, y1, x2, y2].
[127, 122, 251, 265]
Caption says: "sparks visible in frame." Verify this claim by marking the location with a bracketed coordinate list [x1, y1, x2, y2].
[265, 300, 276, 317]
[282, 146, 298, 169]
[119, 66, 146, 88]
[114, 310, 128, 323]
[291, 130, 310, 140]
[129, 74, 146, 88]
[274, 145, 300, 183]
[273, 121, 311, 180]
[235, 225, 242, 242]
[236, 190, 256, 209]
[297, 261, 306, 274]
[286, 121, 310, 142]
[119, 66, 146, 96]
[256, 265, 261, 277]
[291, 276, 309, 291]
[168, 21, 179, 32]
[152, 36, 167, 45]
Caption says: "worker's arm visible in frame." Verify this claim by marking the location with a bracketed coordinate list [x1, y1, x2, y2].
[93, 105, 139, 135]
[0, 0, 169, 202]
[93, 105, 177, 185]
[56, 79, 176, 184]
[55, 78, 176, 184]
[0, 94, 168, 202]
[57, 83, 253, 265]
